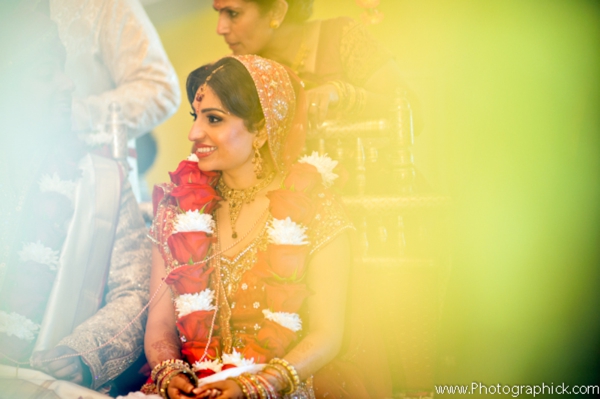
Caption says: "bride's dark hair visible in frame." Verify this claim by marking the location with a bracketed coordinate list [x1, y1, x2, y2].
[186, 58, 265, 132]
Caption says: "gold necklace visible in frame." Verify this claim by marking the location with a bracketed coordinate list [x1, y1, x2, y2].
[217, 172, 275, 238]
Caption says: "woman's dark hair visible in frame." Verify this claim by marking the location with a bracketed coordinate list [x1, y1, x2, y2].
[250, 0, 313, 24]
[186, 57, 264, 132]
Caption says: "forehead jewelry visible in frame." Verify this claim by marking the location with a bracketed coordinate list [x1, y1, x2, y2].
[196, 64, 226, 102]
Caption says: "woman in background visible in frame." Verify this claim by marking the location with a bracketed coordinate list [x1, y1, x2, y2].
[212, 0, 416, 127]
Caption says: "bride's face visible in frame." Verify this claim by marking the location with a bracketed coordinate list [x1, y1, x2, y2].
[188, 85, 255, 173]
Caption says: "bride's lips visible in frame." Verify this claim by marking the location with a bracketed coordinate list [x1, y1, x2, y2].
[195, 145, 217, 158]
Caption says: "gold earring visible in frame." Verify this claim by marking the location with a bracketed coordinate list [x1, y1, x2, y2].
[270, 20, 280, 29]
[252, 139, 264, 179]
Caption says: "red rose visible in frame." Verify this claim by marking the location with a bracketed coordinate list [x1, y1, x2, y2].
[165, 264, 214, 295]
[264, 283, 311, 313]
[284, 163, 322, 193]
[256, 320, 297, 358]
[240, 337, 273, 364]
[181, 338, 220, 365]
[176, 310, 216, 342]
[169, 160, 220, 186]
[269, 245, 309, 280]
[167, 232, 214, 264]
[266, 189, 315, 225]
[196, 369, 217, 379]
[170, 184, 220, 213]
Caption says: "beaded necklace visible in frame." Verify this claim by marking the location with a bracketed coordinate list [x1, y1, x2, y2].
[216, 171, 275, 239]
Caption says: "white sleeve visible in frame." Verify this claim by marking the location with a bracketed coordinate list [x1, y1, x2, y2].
[71, 0, 180, 140]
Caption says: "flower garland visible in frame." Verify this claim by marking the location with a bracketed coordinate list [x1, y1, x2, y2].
[156, 152, 341, 382]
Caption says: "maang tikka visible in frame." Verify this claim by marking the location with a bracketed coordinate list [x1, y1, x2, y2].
[195, 64, 225, 102]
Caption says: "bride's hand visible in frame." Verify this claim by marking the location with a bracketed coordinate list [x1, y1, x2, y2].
[195, 379, 243, 399]
[167, 373, 199, 399]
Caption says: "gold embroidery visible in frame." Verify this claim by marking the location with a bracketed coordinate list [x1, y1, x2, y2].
[308, 195, 354, 256]
[220, 219, 270, 300]
[339, 20, 393, 87]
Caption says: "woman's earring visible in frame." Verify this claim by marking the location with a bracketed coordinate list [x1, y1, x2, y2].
[270, 20, 280, 29]
[252, 139, 265, 179]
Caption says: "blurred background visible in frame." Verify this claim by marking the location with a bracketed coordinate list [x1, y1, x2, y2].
[141, 0, 600, 395]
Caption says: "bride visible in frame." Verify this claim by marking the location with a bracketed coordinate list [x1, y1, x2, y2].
[144, 54, 368, 399]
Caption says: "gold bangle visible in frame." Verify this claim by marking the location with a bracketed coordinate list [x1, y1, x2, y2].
[151, 359, 188, 381]
[246, 373, 268, 399]
[269, 358, 300, 393]
[262, 365, 289, 392]
[328, 80, 347, 111]
[354, 87, 367, 114]
[155, 362, 198, 399]
[229, 376, 250, 398]
[264, 364, 295, 394]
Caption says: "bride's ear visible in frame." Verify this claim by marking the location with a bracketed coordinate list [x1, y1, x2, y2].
[256, 127, 269, 149]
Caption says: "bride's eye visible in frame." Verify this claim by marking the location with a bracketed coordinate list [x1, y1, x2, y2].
[207, 115, 222, 124]
[190, 111, 197, 121]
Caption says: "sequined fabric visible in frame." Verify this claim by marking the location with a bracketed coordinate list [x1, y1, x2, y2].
[220, 219, 270, 300]
[228, 55, 296, 172]
[308, 193, 355, 256]
[59, 180, 151, 390]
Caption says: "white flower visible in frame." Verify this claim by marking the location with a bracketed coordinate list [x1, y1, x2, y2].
[263, 309, 302, 332]
[298, 151, 339, 188]
[187, 153, 199, 162]
[39, 173, 77, 202]
[18, 241, 59, 271]
[0, 311, 40, 341]
[173, 210, 215, 234]
[222, 349, 255, 367]
[267, 217, 308, 246]
[192, 359, 222, 373]
[175, 289, 216, 318]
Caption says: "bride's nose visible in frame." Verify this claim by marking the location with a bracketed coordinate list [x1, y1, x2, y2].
[188, 118, 206, 143]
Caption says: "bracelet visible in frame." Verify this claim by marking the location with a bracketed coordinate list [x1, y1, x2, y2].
[237, 374, 259, 399]
[255, 373, 278, 399]
[328, 80, 366, 115]
[263, 364, 294, 394]
[229, 376, 251, 398]
[151, 359, 188, 381]
[269, 358, 300, 394]
[152, 359, 198, 399]
[246, 373, 269, 399]
[261, 366, 288, 393]
[355, 86, 367, 114]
